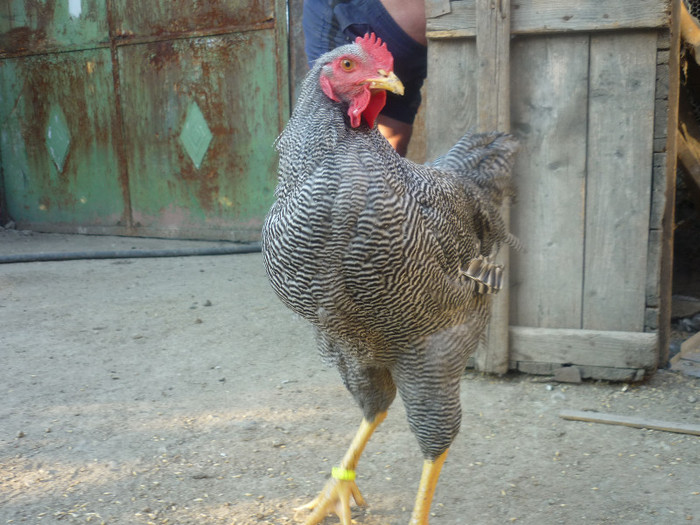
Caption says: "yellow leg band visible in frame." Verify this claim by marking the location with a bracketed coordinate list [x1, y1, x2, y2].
[331, 467, 356, 481]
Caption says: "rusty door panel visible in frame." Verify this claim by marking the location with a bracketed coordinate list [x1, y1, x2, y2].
[0, 0, 109, 57]
[0, 1, 288, 239]
[110, 0, 274, 41]
[0, 48, 125, 229]
[118, 30, 280, 240]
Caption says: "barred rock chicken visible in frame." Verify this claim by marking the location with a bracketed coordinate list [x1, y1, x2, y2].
[261, 33, 517, 524]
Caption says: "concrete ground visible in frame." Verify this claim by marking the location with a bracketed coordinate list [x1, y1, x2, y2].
[1, 229, 699, 524]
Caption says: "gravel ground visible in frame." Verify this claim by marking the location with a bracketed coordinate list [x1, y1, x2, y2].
[1, 230, 699, 525]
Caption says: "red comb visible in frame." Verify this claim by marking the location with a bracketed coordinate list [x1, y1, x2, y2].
[355, 33, 394, 71]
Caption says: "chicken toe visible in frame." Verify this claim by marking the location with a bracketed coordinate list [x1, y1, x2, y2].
[295, 475, 365, 525]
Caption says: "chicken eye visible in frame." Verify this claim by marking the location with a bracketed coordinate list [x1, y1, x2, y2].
[340, 59, 355, 71]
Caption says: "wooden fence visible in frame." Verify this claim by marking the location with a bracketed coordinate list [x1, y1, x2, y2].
[425, 0, 679, 380]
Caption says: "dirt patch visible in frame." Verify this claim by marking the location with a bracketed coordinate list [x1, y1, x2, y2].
[1, 231, 699, 524]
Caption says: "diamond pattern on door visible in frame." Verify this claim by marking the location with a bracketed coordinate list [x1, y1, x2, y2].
[45, 104, 71, 173]
[179, 101, 212, 169]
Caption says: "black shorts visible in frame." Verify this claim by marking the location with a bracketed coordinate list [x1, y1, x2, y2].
[302, 0, 427, 125]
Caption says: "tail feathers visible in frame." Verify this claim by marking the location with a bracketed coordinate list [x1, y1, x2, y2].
[432, 132, 518, 206]
[462, 255, 503, 295]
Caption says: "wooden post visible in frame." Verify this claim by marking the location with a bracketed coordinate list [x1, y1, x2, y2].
[658, 0, 681, 367]
[473, 0, 511, 373]
[476, 0, 511, 132]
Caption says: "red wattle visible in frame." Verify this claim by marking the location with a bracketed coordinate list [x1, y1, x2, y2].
[347, 88, 386, 129]
[361, 91, 386, 128]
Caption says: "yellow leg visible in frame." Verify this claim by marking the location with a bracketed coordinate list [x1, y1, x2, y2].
[296, 411, 387, 525]
[409, 450, 449, 525]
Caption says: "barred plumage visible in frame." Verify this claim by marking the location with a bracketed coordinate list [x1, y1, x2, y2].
[262, 41, 517, 463]
[262, 37, 517, 522]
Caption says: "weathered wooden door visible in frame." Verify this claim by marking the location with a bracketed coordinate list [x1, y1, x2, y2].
[425, 0, 677, 379]
[0, 0, 289, 241]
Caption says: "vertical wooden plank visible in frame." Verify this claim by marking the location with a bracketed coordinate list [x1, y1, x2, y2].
[658, 1, 681, 367]
[406, 86, 428, 164]
[583, 32, 658, 332]
[510, 35, 589, 329]
[649, 152, 667, 232]
[476, 0, 511, 131]
[474, 0, 511, 373]
[645, 229, 662, 321]
[647, 150, 667, 312]
[425, 38, 478, 161]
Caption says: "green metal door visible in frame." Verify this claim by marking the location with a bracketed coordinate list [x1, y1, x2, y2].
[0, 1, 289, 241]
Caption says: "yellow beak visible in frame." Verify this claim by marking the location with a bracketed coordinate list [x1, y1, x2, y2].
[365, 70, 405, 96]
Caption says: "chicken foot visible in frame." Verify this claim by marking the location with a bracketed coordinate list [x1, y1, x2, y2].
[295, 411, 387, 525]
[409, 449, 448, 525]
